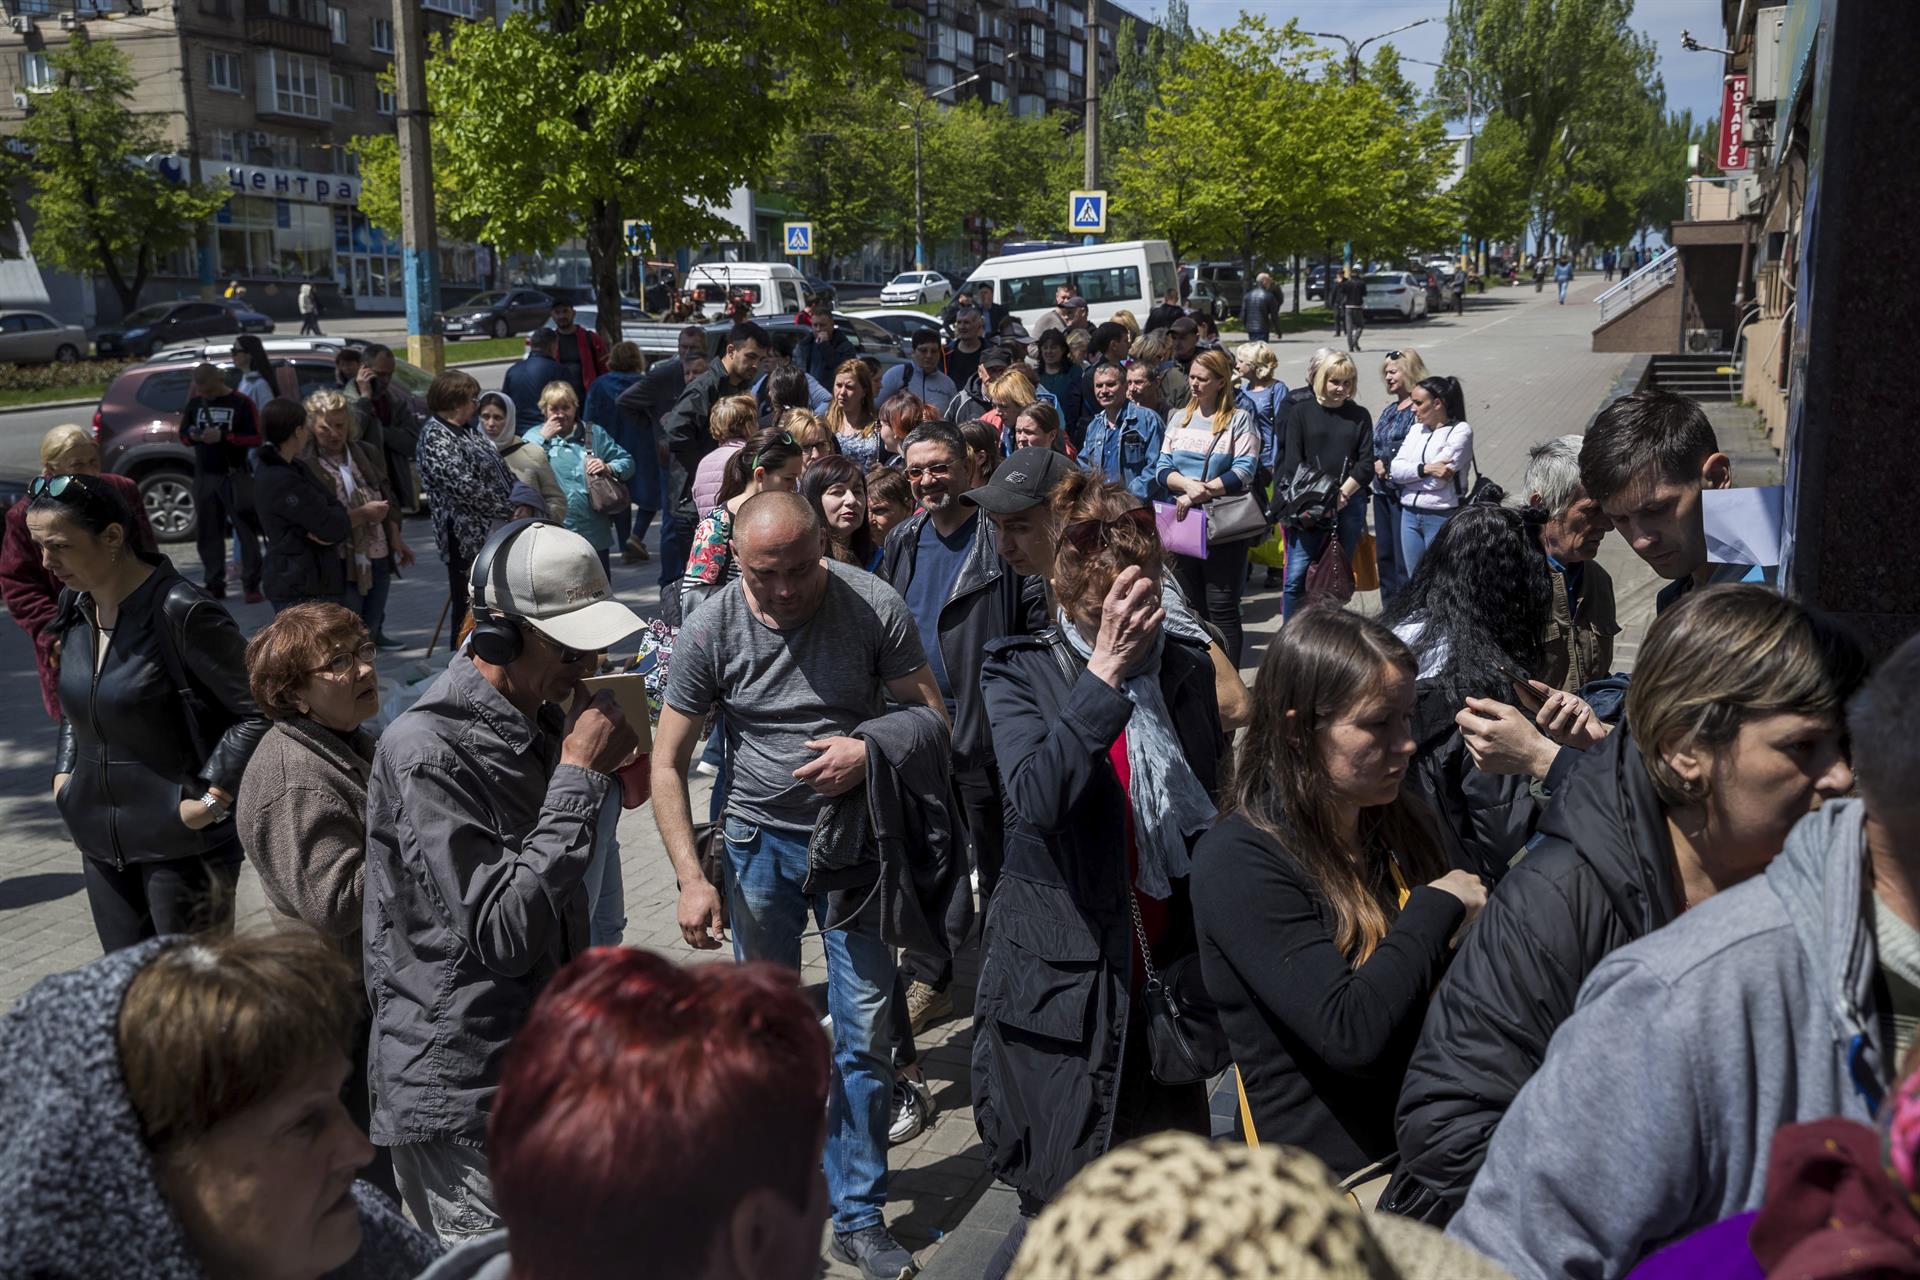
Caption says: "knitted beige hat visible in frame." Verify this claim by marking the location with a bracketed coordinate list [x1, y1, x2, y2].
[1007, 1133, 1513, 1280]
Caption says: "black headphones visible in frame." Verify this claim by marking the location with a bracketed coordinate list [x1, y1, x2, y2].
[466, 518, 544, 665]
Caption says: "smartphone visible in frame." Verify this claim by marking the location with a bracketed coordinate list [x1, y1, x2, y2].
[1491, 660, 1548, 715]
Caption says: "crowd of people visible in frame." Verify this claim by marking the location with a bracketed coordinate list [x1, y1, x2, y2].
[2, 277, 1916, 1280]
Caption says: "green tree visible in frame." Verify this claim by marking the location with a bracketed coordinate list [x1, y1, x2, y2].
[359, 0, 905, 339]
[1452, 112, 1532, 250]
[765, 79, 912, 272]
[17, 34, 228, 313]
[1101, 0, 1191, 240]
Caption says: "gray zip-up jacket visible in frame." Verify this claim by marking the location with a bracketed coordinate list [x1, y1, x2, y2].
[362, 656, 610, 1147]
[1450, 799, 1886, 1280]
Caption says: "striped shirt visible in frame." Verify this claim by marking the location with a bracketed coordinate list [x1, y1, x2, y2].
[1156, 407, 1260, 494]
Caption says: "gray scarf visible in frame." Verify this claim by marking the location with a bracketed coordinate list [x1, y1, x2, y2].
[1060, 609, 1217, 899]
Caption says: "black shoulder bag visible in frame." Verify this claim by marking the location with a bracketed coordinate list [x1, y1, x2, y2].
[1044, 632, 1232, 1087]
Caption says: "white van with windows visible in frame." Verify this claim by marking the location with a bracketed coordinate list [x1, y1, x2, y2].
[966, 240, 1178, 334]
[681, 262, 812, 318]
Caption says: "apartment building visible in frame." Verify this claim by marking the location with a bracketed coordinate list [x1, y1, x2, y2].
[0, 0, 490, 322]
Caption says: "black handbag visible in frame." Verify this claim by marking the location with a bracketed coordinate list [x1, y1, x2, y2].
[1271, 462, 1340, 531]
[1130, 892, 1233, 1086]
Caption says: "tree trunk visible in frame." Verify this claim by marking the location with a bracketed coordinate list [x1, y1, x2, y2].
[1291, 253, 1301, 315]
[586, 197, 624, 343]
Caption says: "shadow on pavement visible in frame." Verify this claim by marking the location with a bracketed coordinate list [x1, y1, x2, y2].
[0, 871, 84, 911]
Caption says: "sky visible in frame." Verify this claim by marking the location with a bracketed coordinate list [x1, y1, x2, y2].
[1120, 0, 1729, 127]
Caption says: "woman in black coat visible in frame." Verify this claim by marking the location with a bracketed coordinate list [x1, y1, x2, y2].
[1389, 585, 1866, 1222]
[28, 475, 268, 951]
[252, 398, 354, 611]
[975, 474, 1224, 1265]
[1191, 608, 1486, 1195]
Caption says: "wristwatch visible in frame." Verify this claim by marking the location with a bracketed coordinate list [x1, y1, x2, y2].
[199, 790, 233, 823]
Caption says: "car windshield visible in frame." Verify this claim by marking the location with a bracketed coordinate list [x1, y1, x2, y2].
[122, 303, 175, 327]
[459, 292, 506, 310]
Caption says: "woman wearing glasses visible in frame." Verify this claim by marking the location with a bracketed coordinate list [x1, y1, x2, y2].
[27, 474, 267, 951]
[973, 471, 1226, 1267]
[235, 601, 396, 1194]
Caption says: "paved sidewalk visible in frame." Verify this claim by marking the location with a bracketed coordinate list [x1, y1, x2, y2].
[0, 277, 1739, 1273]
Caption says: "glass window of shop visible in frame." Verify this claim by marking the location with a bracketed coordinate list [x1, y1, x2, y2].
[215, 195, 334, 280]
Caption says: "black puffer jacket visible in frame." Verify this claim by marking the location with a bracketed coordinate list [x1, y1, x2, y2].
[254, 449, 351, 602]
[1391, 727, 1680, 1219]
[973, 628, 1223, 1208]
[1402, 681, 1539, 882]
[52, 563, 268, 867]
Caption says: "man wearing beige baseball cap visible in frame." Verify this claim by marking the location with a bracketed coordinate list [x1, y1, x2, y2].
[362, 518, 643, 1242]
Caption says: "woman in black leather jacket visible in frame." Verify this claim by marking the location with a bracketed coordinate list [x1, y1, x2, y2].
[28, 475, 267, 950]
[974, 474, 1223, 1275]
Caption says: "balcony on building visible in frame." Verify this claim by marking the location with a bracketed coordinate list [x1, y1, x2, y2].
[245, 0, 331, 56]
[420, 0, 480, 19]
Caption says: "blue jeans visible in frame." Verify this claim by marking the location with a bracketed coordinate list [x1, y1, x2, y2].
[723, 816, 896, 1234]
[1282, 499, 1366, 619]
[1556, 280, 1570, 303]
[345, 553, 394, 637]
[585, 788, 626, 947]
[1399, 507, 1452, 581]
[1370, 492, 1407, 604]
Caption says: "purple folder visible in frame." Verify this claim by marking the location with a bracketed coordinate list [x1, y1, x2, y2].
[1154, 500, 1208, 559]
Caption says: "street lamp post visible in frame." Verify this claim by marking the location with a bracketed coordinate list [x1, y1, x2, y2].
[899, 70, 988, 273]
[1306, 17, 1434, 85]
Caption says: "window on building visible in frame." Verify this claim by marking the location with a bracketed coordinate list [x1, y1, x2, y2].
[421, 0, 478, 16]
[18, 52, 53, 92]
[207, 50, 242, 93]
[377, 85, 394, 115]
[371, 17, 392, 52]
[1067, 4, 1083, 28]
[267, 133, 300, 167]
[1046, 67, 1067, 96]
[328, 5, 346, 43]
[217, 193, 334, 282]
[263, 50, 324, 118]
[330, 71, 354, 109]
[329, 145, 358, 175]
[15, 0, 49, 14]
[1070, 39, 1084, 75]
[211, 127, 241, 161]
[1015, 93, 1044, 118]
[926, 61, 954, 89]
[988, 79, 1007, 104]
[1024, 22, 1045, 58]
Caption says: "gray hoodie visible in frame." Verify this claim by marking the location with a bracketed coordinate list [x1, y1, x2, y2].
[1449, 798, 1886, 1280]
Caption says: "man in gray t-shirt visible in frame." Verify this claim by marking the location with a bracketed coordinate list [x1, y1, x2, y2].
[651, 491, 943, 1275]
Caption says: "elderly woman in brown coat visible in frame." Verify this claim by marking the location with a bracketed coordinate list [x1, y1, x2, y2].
[236, 601, 381, 969]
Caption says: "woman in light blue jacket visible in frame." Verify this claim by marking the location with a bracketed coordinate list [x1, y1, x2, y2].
[523, 379, 635, 572]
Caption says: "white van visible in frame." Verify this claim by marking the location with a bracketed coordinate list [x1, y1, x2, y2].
[967, 240, 1178, 333]
[681, 262, 811, 318]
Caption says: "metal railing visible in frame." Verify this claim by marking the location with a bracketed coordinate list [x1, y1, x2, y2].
[1595, 245, 1678, 325]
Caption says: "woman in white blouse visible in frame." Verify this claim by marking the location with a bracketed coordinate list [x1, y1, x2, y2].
[1389, 374, 1472, 579]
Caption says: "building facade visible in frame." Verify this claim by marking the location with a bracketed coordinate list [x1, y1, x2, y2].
[0, 0, 491, 323]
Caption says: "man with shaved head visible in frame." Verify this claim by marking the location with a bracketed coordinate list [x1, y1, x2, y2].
[651, 489, 945, 1278]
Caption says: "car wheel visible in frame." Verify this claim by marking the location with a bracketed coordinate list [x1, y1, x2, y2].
[491, 317, 510, 339]
[54, 344, 79, 363]
[139, 470, 196, 543]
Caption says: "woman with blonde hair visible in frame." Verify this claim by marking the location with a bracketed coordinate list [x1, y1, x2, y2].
[786, 406, 840, 465]
[1371, 347, 1430, 602]
[1110, 308, 1141, 340]
[303, 389, 412, 646]
[1193, 608, 1486, 1179]
[984, 364, 1039, 452]
[691, 393, 758, 513]
[827, 358, 884, 467]
[1154, 347, 1262, 663]
[1277, 349, 1373, 619]
[1232, 340, 1285, 481]
[523, 380, 635, 574]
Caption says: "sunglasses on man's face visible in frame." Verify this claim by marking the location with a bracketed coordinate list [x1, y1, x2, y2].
[1060, 506, 1157, 556]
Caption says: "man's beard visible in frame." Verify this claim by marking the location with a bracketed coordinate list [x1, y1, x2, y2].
[919, 490, 954, 511]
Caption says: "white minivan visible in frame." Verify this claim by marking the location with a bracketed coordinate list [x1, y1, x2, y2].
[966, 240, 1179, 333]
[682, 261, 812, 318]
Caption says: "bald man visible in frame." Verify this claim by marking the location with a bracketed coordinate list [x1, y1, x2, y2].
[0, 425, 155, 719]
[650, 490, 943, 1275]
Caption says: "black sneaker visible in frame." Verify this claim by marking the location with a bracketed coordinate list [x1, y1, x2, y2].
[373, 631, 406, 651]
[829, 1225, 918, 1279]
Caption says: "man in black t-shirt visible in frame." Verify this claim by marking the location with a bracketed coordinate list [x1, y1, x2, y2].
[177, 361, 263, 601]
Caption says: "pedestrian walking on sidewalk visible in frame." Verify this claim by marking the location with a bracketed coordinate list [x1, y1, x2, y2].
[298, 280, 323, 335]
[1555, 256, 1574, 304]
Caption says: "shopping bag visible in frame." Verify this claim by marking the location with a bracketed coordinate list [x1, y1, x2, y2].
[1352, 532, 1380, 592]
[1248, 525, 1286, 569]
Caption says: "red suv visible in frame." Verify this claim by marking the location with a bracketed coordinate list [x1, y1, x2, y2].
[94, 339, 431, 542]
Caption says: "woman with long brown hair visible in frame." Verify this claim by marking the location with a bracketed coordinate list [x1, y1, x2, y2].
[827, 358, 884, 467]
[1191, 608, 1486, 1186]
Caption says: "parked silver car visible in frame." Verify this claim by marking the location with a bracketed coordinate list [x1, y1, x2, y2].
[0, 310, 89, 364]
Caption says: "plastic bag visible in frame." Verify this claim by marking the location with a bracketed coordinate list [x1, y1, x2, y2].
[1248, 526, 1286, 569]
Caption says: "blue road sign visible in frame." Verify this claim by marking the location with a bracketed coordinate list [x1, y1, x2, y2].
[622, 219, 651, 256]
[1068, 190, 1107, 234]
[783, 222, 814, 255]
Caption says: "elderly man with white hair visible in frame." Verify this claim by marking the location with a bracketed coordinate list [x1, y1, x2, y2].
[1517, 433, 1619, 691]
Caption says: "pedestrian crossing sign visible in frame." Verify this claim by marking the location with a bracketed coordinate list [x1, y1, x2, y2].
[783, 222, 814, 256]
[1069, 190, 1107, 234]
[622, 219, 651, 256]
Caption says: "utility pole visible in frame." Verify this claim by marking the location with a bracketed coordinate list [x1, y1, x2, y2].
[1082, 0, 1098, 246]
[392, 0, 442, 373]
[174, 22, 217, 294]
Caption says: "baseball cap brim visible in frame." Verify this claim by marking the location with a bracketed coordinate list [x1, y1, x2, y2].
[963, 482, 1045, 513]
[522, 596, 645, 653]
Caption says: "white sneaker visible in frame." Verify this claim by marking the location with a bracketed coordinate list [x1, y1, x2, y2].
[889, 1076, 935, 1144]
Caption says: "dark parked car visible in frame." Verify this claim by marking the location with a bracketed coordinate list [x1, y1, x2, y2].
[435, 287, 556, 340]
[93, 339, 430, 543]
[94, 299, 274, 359]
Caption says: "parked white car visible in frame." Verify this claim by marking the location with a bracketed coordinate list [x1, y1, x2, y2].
[879, 271, 953, 306]
[1362, 272, 1431, 321]
[0, 310, 89, 364]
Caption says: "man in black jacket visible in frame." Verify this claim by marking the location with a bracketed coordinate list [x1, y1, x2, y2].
[657, 320, 766, 564]
[879, 422, 1039, 1035]
[1242, 272, 1279, 342]
[615, 324, 709, 585]
[793, 311, 857, 385]
[252, 398, 355, 611]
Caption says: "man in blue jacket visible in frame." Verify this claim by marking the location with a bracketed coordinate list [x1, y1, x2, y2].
[501, 330, 568, 432]
[1080, 361, 1165, 501]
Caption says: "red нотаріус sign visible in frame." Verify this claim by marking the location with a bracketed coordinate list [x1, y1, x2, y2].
[1720, 75, 1750, 171]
